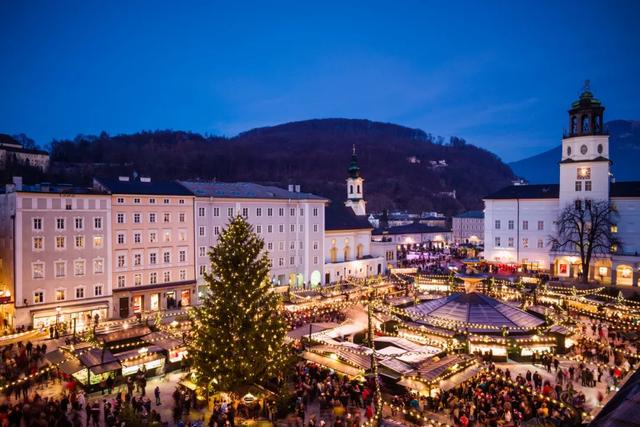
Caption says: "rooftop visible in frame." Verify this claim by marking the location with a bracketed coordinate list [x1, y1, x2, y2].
[372, 223, 450, 235]
[325, 201, 372, 231]
[180, 181, 326, 201]
[453, 210, 484, 219]
[485, 181, 640, 200]
[94, 178, 193, 196]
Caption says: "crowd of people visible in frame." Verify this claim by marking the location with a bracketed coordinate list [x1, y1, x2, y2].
[396, 363, 578, 427]
[0, 340, 50, 399]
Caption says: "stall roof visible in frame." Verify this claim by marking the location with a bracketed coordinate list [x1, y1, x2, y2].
[119, 352, 164, 368]
[302, 351, 364, 377]
[78, 348, 118, 368]
[415, 355, 473, 382]
[100, 326, 152, 344]
[142, 332, 183, 350]
[309, 345, 371, 370]
[114, 345, 164, 362]
[379, 359, 414, 377]
[90, 361, 122, 375]
[376, 346, 406, 356]
[59, 358, 84, 376]
[45, 349, 68, 365]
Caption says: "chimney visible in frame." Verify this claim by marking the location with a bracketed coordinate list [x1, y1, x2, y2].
[294, 185, 300, 193]
[288, 184, 294, 192]
[12, 177, 23, 191]
[140, 177, 151, 183]
[118, 176, 130, 182]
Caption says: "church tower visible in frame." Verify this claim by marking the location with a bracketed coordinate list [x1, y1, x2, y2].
[559, 81, 611, 208]
[345, 145, 367, 216]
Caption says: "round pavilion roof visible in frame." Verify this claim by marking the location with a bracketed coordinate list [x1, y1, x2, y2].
[407, 292, 544, 330]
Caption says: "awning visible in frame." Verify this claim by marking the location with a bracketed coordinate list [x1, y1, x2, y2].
[118, 352, 164, 368]
[179, 379, 198, 391]
[59, 358, 84, 376]
[100, 326, 152, 344]
[142, 332, 183, 350]
[90, 361, 121, 375]
[45, 349, 68, 365]
[302, 351, 364, 377]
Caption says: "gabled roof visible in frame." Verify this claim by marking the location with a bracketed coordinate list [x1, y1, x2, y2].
[559, 156, 610, 164]
[372, 223, 450, 236]
[180, 181, 326, 201]
[453, 210, 484, 219]
[325, 201, 372, 231]
[94, 178, 193, 196]
[484, 184, 560, 200]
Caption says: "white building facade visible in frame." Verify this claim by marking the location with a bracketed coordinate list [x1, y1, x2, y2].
[452, 210, 484, 245]
[180, 181, 327, 295]
[484, 86, 640, 285]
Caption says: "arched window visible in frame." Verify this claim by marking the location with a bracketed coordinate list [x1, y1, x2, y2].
[356, 244, 364, 259]
[349, 185, 353, 194]
[582, 115, 590, 133]
[329, 247, 337, 263]
[343, 246, 351, 262]
[356, 185, 360, 194]
[595, 115, 601, 131]
[567, 146, 572, 156]
[571, 116, 577, 135]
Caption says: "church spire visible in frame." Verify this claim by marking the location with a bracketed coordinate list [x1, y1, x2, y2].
[348, 144, 360, 178]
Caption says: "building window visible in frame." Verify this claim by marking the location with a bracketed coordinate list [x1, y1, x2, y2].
[290, 224, 295, 233]
[74, 217, 83, 230]
[537, 221, 544, 231]
[163, 213, 170, 223]
[313, 208, 318, 216]
[163, 271, 170, 283]
[314, 256, 319, 264]
[256, 225, 262, 234]
[300, 208, 304, 216]
[93, 258, 104, 274]
[267, 225, 273, 233]
[199, 265, 206, 275]
[74, 260, 85, 276]
[133, 198, 140, 204]
[508, 220, 514, 230]
[267, 242, 273, 250]
[74, 236, 84, 249]
[75, 287, 85, 299]
[132, 274, 140, 286]
[575, 181, 582, 191]
[117, 197, 124, 204]
[133, 213, 141, 223]
[495, 220, 501, 230]
[178, 250, 186, 262]
[279, 241, 284, 251]
[495, 237, 501, 247]
[33, 291, 44, 304]
[56, 218, 65, 231]
[199, 226, 205, 236]
[313, 224, 319, 232]
[150, 272, 157, 284]
[290, 208, 295, 216]
[55, 236, 66, 250]
[161, 198, 169, 204]
[575, 200, 582, 210]
[214, 226, 220, 235]
[585, 181, 592, 191]
[522, 238, 529, 248]
[508, 237, 514, 247]
[149, 232, 157, 243]
[32, 262, 45, 279]
[94, 217, 102, 230]
[290, 241, 295, 250]
[33, 217, 43, 231]
[33, 236, 44, 251]
[522, 220, 528, 230]
[55, 289, 66, 301]
[227, 207, 234, 217]
[537, 239, 544, 248]
[53, 261, 67, 278]
[278, 208, 284, 217]
[179, 269, 186, 280]
[313, 241, 319, 250]
[149, 198, 156, 204]
[149, 213, 156, 223]
[163, 230, 171, 242]
[163, 251, 171, 263]
[267, 208, 273, 217]
[213, 207, 220, 217]
[93, 236, 103, 248]
[178, 230, 186, 241]
[94, 285, 103, 296]
[611, 224, 618, 233]
[198, 207, 205, 217]
[117, 255, 126, 268]
[117, 233, 125, 245]
[179, 213, 185, 223]
[117, 213, 125, 224]
[241, 207, 248, 218]
[134, 233, 141, 244]
[118, 275, 125, 288]
[256, 208, 262, 217]
[134, 253, 142, 266]
[149, 253, 157, 265]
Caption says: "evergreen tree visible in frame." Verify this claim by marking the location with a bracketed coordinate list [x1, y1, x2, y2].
[188, 215, 288, 393]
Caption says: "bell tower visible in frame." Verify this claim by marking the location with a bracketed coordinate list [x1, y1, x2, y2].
[559, 81, 611, 208]
[345, 145, 367, 216]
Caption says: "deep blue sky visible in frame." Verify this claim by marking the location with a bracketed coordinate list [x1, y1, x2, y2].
[1, 1, 639, 162]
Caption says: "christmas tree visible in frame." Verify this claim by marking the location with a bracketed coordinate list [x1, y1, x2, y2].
[188, 215, 289, 393]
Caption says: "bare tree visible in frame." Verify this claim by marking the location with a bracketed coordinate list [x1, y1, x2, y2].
[549, 199, 619, 283]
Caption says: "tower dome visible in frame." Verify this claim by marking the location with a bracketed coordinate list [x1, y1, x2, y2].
[567, 80, 605, 137]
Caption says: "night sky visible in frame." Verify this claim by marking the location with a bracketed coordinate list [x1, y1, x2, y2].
[1, 1, 639, 161]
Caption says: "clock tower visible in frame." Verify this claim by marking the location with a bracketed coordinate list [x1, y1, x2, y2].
[345, 145, 367, 216]
[559, 81, 611, 208]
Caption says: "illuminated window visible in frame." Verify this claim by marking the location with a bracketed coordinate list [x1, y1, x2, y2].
[55, 289, 66, 301]
[33, 291, 44, 304]
[33, 237, 44, 251]
[577, 167, 591, 180]
[32, 263, 45, 279]
[611, 225, 618, 233]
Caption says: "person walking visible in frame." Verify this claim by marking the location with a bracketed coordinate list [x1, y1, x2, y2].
[155, 386, 161, 406]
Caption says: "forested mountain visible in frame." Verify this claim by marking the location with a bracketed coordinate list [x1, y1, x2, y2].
[509, 120, 640, 183]
[24, 119, 517, 215]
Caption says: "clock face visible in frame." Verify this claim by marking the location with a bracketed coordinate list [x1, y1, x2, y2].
[580, 144, 588, 155]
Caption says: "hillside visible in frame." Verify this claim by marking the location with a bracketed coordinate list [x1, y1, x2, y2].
[510, 120, 640, 183]
[37, 119, 516, 215]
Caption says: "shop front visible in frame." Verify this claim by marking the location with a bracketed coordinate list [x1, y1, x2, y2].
[31, 300, 110, 331]
[116, 347, 166, 377]
[114, 281, 196, 318]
